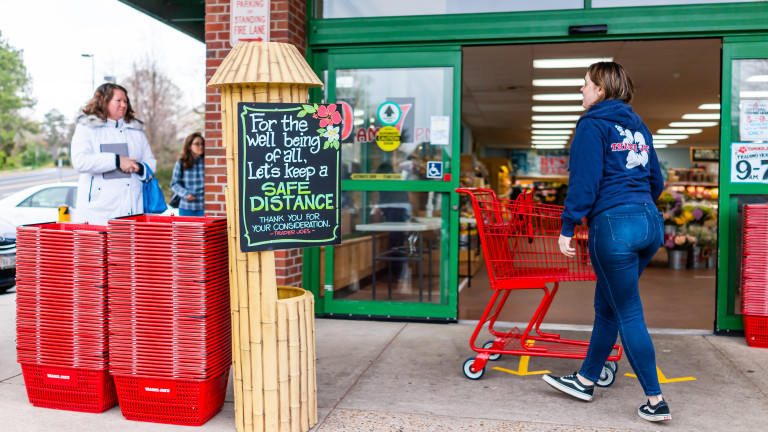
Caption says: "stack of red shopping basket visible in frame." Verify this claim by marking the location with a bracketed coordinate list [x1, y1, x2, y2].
[15, 223, 117, 412]
[107, 215, 231, 426]
[742, 203, 768, 348]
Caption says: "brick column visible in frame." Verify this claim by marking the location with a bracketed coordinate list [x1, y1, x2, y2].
[205, 0, 308, 287]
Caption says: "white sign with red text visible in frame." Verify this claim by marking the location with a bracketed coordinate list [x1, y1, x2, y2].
[740, 100, 768, 141]
[230, 0, 270, 47]
[731, 142, 768, 183]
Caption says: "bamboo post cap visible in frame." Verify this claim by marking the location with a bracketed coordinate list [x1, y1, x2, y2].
[207, 42, 323, 88]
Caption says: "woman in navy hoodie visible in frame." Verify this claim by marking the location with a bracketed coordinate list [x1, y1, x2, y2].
[541, 62, 670, 422]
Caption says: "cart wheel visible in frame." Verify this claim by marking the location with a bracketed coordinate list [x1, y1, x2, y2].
[463, 357, 485, 380]
[595, 364, 616, 387]
[605, 360, 618, 374]
[482, 341, 501, 361]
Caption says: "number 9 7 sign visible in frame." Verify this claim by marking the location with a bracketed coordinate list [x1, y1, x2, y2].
[731, 143, 768, 183]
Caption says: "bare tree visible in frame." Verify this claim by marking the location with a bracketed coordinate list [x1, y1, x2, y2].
[121, 60, 183, 167]
[41, 108, 70, 160]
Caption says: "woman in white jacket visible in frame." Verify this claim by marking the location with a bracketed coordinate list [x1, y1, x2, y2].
[71, 83, 157, 226]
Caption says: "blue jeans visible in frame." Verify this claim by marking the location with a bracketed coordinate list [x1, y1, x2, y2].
[179, 208, 204, 217]
[578, 203, 664, 396]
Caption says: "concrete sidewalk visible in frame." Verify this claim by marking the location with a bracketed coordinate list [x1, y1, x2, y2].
[2, 290, 767, 431]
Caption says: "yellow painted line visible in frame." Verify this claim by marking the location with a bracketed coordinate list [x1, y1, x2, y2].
[492, 339, 551, 376]
[625, 366, 696, 383]
[0, 175, 79, 191]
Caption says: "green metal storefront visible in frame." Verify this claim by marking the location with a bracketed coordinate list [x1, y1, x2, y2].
[302, 1, 768, 331]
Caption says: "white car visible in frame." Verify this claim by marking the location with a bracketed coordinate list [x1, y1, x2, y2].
[0, 216, 16, 291]
[0, 182, 79, 226]
[0, 181, 173, 227]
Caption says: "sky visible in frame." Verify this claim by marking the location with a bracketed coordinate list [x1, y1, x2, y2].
[0, 0, 206, 123]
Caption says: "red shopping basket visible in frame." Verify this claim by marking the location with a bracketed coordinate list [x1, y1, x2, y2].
[743, 315, 768, 348]
[741, 203, 768, 348]
[20, 363, 117, 413]
[456, 188, 622, 382]
[112, 370, 229, 426]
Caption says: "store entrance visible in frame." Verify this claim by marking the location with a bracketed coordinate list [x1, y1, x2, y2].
[458, 39, 721, 330]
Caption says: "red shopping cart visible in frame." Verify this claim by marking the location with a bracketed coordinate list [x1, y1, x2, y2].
[456, 188, 622, 384]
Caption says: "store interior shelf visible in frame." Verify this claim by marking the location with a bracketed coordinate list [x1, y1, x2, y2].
[666, 181, 718, 187]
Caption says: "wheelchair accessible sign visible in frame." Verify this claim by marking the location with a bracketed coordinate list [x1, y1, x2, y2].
[426, 161, 442, 179]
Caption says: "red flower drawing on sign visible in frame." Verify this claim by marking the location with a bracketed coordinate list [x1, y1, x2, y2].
[314, 104, 342, 128]
[739, 146, 748, 154]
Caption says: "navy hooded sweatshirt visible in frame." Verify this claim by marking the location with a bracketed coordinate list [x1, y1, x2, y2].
[560, 99, 664, 237]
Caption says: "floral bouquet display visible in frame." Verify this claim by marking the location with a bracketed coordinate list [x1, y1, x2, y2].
[681, 224, 717, 247]
[677, 202, 715, 226]
[665, 233, 697, 250]
[659, 191, 687, 226]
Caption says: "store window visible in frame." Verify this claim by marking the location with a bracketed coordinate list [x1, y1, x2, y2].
[593, 0, 761, 7]
[336, 67, 453, 179]
[316, 0, 583, 19]
[327, 190, 445, 304]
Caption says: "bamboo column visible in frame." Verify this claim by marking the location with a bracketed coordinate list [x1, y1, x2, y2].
[208, 42, 322, 432]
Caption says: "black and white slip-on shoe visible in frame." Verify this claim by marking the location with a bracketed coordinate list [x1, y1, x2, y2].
[638, 399, 671, 422]
[542, 372, 594, 402]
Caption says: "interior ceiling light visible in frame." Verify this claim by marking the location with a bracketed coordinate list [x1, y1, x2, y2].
[741, 91, 768, 98]
[653, 134, 688, 140]
[531, 129, 573, 135]
[532, 106, 585, 112]
[533, 93, 584, 101]
[698, 103, 720, 110]
[683, 113, 720, 120]
[532, 122, 577, 129]
[746, 75, 768, 82]
[654, 144, 668, 148]
[532, 78, 584, 87]
[669, 121, 718, 127]
[657, 128, 702, 134]
[653, 139, 678, 145]
[531, 135, 571, 140]
[533, 57, 613, 68]
[532, 115, 581, 121]
[532, 139, 568, 145]
[532, 144, 567, 149]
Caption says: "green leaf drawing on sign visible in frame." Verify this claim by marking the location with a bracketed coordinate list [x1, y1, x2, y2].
[297, 110, 307, 117]
[302, 104, 316, 114]
[317, 128, 325, 134]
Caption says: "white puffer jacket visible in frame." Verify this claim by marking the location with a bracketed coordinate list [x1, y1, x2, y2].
[71, 114, 157, 226]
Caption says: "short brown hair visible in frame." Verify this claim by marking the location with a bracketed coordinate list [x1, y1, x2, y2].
[587, 62, 634, 104]
[82, 83, 136, 122]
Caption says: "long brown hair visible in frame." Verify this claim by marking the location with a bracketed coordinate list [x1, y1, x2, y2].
[179, 132, 205, 169]
[82, 83, 136, 122]
[587, 61, 634, 104]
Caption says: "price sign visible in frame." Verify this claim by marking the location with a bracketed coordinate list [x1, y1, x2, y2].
[236, 103, 342, 252]
[730, 143, 768, 183]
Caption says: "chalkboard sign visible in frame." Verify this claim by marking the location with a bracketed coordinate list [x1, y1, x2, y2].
[690, 147, 720, 163]
[237, 103, 342, 252]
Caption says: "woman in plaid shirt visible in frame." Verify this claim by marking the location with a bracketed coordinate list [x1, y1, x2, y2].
[171, 132, 205, 216]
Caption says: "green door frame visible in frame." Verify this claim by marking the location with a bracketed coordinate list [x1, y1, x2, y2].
[304, 46, 462, 320]
[716, 35, 768, 332]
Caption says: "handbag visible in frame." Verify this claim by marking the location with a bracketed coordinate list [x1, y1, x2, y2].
[169, 161, 184, 208]
[142, 165, 168, 214]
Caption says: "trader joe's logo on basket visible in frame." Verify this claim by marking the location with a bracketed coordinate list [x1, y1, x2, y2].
[236, 103, 342, 252]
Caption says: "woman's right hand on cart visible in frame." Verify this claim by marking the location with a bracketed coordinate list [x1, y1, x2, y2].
[558, 234, 576, 257]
